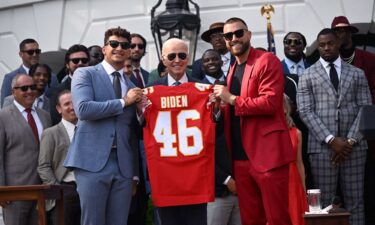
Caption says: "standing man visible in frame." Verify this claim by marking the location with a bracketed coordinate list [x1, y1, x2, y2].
[0, 74, 52, 225]
[1, 38, 57, 107]
[297, 28, 371, 225]
[64, 27, 143, 225]
[145, 38, 212, 225]
[130, 33, 149, 88]
[38, 90, 80, 225]
[192, 22, 235, 80]
[213, 17, 295, 225]
[88, 45, 104, 66]
[201, 49, 241, 225]
[49, 44, 89, 125]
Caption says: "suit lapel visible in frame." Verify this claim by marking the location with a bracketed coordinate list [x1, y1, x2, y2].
[57, 122, 70, 144]
[10, 104, 37, 144]
[96, 64, 116, 99]
[338, 62, 351, 104]
[315, 62, 337, 97]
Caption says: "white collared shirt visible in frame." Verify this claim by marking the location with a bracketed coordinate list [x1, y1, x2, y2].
[319, 57, 342, 80]
[13, 100, 43, 141]
[61, 118, 76, 182]
[167, 73, 189, 86]
[284, 57, 306, 76]
[22, 65, 30, 74]
[101, 60, 128, 107]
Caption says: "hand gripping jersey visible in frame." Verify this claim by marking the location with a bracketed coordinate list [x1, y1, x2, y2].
[143, 82, 215, 207]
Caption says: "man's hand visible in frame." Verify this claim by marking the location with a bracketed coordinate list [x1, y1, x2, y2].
[123, 87, 143, 106]
[213, 85, 236, 105]
[207, 93, 221, 112]
[226, 178, 237, 194]
[329, 137, 353, 161]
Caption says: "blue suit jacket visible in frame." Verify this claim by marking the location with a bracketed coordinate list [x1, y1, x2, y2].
[130, 67, 149, 88]
[64, 64, 139, 178]
[1, 65, 59, 107]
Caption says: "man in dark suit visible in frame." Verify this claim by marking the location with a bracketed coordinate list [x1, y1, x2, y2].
[297, 28, 371, 225]
[64, 27, 143, 225]
[192, 22, 235, 80]
[1, 38, 58, 107]
[214, 17, 295, 225]
[49, 44, 89, 125]
[38, 90, 80, 225]
[201, 49, 241, 225]
[130, 33, 149, 88]
[0, 74, 52, 225]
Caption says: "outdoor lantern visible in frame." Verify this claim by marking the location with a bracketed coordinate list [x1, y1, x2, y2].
[151, 0, 201, 66]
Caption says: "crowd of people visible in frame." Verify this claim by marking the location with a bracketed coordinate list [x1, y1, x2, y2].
[0, 14, 374, 225]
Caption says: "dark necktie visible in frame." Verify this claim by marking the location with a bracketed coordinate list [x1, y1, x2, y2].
[173, 81, 181, 86]
[329, 63, 339, 91]
[214, 79, 221, 85]
[112, 72, 122, 98]
[134, 69, 144, 88]
[25, 108, 39, 143]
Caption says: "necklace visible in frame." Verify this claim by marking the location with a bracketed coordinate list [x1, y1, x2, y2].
[342, 51, 355, 64]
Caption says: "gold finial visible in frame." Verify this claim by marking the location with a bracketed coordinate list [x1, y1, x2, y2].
[261, 4, 275, 21]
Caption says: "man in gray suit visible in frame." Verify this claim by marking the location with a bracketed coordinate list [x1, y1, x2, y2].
[0, 74, 52, 225]
[297, 28, 371, 225]
[38, 90, 80, 225]
[64, 27, 143, 225]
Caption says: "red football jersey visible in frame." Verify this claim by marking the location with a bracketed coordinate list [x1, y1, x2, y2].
[143, 82, 215, 207]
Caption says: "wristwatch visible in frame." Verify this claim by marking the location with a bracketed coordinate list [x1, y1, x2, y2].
[347, 138, 357, 146]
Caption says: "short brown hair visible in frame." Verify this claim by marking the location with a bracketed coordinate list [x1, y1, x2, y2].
[224, 17, 248, 29]
[104, 27, 131, 45]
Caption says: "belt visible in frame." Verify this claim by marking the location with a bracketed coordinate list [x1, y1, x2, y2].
[61, 181, 76, 187]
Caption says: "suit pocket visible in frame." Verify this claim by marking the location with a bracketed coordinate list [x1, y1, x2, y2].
[261, 122, 287, 136]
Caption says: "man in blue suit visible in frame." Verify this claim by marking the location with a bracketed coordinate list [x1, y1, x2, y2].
[64, 27, 143, 225]
[1, 38, 58, 107]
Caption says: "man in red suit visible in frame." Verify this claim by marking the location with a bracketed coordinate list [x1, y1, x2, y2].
[213, 17, 295, 225]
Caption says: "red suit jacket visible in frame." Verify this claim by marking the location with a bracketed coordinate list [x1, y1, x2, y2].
[353, 49, 375, 103]
[223, 47, 295, 172]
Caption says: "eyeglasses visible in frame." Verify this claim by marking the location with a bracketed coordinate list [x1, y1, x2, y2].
[165, 52, 187, 61]
[130, 43, 145, 50]
[22, 49, 41, 56]
[283, 39, 303, 46]
[13, 85, 37, 92]
[70, 58, 89, 64]
[106, 40, 131, 50]
[223, 29, 247, 41]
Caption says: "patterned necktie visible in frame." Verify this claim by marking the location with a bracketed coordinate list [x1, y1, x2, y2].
[25, 108, 39, 143]
[329, 63, 339, 91]
[173, 81, 181, 86]
[112, 71, 122, 98]
[134, 69, 144, 88]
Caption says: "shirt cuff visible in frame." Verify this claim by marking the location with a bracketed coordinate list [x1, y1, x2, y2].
[120, 99, 125, 108]
[223, 175, 231, 185]
[325, 135, 334, 144]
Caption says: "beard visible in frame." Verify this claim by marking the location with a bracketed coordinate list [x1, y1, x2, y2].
[230, 40, 250, 57]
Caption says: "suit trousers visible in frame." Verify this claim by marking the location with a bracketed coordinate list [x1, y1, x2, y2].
[207, 194, 242, 225]
[234, 160, 291, 225]
[74, 149, 133, 225]
[2, 201, 38, 225]
[158, 203, 207, 225]
[309, 150, 366, 225]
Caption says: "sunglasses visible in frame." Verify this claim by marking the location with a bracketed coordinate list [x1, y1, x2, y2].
[130, 43, 145, 50]
[165, 52, 187, 61]
[107, 40, 131, 50]
[13, 85, 37, 92]
[70, 58, 89, 64]
[22, 49, 41, 56]
[223, 29, 246, 41]
[283, 39, 303, 46]
[125, 64, 132, 68]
